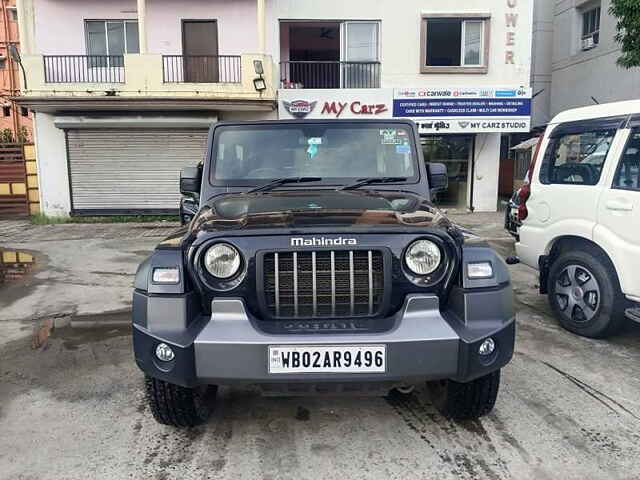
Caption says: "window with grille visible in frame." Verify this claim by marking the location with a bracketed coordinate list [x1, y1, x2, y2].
[581, 6, 601, 49]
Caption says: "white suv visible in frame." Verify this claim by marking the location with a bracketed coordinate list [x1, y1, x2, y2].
[516, 100, 640, 338]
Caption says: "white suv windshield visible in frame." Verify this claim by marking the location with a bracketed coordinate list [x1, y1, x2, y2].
[210, 123, 418, 185]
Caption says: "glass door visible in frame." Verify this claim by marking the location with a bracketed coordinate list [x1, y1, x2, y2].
[340, 22, 380, 88]
[421, 135, 473, 208]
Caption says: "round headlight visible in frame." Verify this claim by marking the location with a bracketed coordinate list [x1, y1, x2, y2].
[405, 239, 442, 275]
[204, 243, 241, 279]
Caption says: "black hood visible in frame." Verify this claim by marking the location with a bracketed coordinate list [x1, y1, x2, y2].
[188, 190, 453, 233]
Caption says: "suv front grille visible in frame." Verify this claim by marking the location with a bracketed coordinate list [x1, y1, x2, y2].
[263, 250, 385, 319]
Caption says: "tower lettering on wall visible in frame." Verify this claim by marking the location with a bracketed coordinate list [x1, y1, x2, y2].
[505, 0, 518, 64]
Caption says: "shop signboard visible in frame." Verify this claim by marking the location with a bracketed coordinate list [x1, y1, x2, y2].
[278, 89, 393, 120]
[277, 87, 532, 134]
[392, 87, 532, 134]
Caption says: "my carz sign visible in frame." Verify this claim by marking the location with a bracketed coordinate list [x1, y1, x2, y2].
[278, 89, 393, 120]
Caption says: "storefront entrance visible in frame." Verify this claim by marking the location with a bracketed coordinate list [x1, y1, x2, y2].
[421, 135, 473, 209]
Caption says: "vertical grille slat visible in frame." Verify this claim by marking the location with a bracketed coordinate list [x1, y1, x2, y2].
[368, 250, 373, 315]
[349, 251, 355, 316]
[293, 251, 299, 317]
[331, 251, 336, 317]
[312, 251, 317, 316]
[274, 252, 280, 317]
[263, 249, 384, 320]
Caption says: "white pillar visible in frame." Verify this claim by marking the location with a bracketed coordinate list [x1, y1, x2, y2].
[34, 113, 72, 217]
[16, 0, 35, 55]
[257, 0, 266, 54]
[137, 0, 147, 54]
[471, 133, 501, 212]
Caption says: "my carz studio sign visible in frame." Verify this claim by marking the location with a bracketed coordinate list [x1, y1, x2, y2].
[278, 89, 393, 120]
[393, 87, 532, 134]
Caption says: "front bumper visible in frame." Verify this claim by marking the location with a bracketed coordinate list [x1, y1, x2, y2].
[133, 286, 515, 388]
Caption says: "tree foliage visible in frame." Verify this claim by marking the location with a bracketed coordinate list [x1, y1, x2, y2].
[610, 0, 640, 68]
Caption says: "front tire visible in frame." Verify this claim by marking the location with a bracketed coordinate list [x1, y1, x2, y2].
[547, 249, 625, 338]
[427, 370, 500, 420]
[145, 376, 216, 427]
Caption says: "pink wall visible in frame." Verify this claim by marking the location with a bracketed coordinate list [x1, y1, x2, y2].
[146, 0, 258, 55]
[34, 0, 137, 55]
[33, 0, 258, 56]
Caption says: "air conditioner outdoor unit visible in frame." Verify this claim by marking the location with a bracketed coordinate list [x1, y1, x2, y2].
[582, 35, 595, 51]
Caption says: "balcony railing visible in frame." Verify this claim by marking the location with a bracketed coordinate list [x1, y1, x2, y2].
[280, 61, 381, 89]
[44, 55, 125, 83]
[162, 55, 242, 83]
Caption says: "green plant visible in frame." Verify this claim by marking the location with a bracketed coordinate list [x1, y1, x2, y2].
[17, 126, 30, 143]
[0, 126, 31, 144]
[0, 128, 14, 144]
[610, 0, 640, 68]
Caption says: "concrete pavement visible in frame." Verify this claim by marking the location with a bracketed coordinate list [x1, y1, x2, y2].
[1, 215, 639, 480]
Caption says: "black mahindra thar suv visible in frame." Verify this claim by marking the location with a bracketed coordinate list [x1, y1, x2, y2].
[133, 119, 515, 427]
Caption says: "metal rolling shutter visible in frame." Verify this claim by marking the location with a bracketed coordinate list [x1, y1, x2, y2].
[67, 129, 208, 213]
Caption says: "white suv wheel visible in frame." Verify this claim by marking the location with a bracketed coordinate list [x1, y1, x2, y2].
[554, 264, 601, 323]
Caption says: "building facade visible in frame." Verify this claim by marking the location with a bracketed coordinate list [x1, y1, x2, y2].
[270, 0, 533, 212]
[16, 0, 277, 216]
[530, 0, 553, 127]
[16, 0, 533, 216]
[532, 0, 640, 127]
[0, 0, 31, 142]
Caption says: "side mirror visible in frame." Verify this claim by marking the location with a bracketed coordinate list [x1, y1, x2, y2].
[180, 166, 201, 196]
[179, 196, 199, 225]
[427, 162, 448, 197]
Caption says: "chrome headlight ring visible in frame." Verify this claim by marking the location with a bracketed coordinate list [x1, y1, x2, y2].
[203, 242, 242, 279]
[404, 239, 442, 276]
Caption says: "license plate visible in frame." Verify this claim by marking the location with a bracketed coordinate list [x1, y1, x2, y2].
[268, 345, 386, 374]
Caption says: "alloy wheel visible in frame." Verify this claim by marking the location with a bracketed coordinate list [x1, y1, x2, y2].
[554, 264, 600, 323]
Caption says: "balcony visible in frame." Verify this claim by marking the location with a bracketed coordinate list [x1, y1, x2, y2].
[162, 55, 241, 83]
[44, 55, 126, 83]
[42, 54, 244, 85]
[279, 61, 381, 89]
[21, 53, 275, 105]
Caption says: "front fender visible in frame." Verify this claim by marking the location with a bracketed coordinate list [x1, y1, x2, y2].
[460, 243, 510, 289]
[132, 248, 201, 336]
[134, 249, 188, 295]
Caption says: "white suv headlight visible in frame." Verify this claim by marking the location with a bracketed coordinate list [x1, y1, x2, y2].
[204, 243, 241, 279]
[405, 239, 442, 275]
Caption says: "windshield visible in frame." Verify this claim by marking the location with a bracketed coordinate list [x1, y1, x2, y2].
[209, 123, 418, 185]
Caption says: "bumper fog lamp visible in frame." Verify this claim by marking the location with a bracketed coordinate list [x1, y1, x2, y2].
[155, 343, 175, 362]
[467, 262, 493, 279]
[478, 338, 496, 356]
[152, 267, 180, 284]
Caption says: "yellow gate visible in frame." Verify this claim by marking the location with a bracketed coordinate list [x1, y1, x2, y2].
[0, 144, 39, 217]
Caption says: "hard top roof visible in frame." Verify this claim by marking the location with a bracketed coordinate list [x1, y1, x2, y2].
[550, 99, 640, 125]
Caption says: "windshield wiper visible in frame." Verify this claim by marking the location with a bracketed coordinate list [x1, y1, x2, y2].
[339, 176, 408, 191]
[247, 177, 322, 194]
